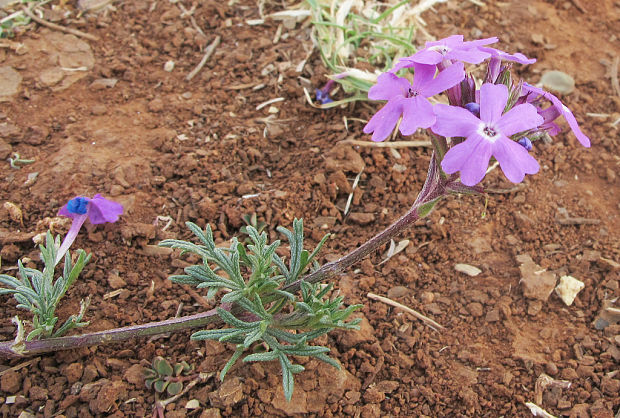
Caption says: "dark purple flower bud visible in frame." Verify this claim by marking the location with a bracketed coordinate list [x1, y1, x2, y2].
[464, 102, 480, 117]
[518, 137, 533, 151]
[66, 196, 89, 215]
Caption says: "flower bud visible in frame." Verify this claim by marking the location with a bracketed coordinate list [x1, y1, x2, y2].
[464, 102, 480, 117]
[518, 137, 533, 151]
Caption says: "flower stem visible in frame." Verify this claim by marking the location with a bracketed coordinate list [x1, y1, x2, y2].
[55, 214, 87, 265]
[0, 155, 449, 359]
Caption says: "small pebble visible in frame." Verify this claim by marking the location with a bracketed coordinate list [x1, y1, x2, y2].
[541, 70, 575, 95]
[164, 60, 175, 72]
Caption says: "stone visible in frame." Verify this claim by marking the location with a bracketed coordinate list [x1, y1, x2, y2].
[1, 370, 22, 393]
[90, 380, 127, 414]
[123, 364, 145, 386]
[89, 78, 118, 90]
[336, 315, 374, 347]
[64, 362, 84, 384]
[107, 272, 126, 289]
[199, 409, 222, 418]
[28, 386, 48, 401]
[517, 254, 557, 301]
[555, 275, 585, 306]
[39, 67, 65, 87]
[454, 263, 482, 277]
[387, 285, 410, 299]
[467, 302, 484, 317]
[324, 145, 365, 173]
[541, 70, 575, 95]
[208, 377, 244, 408]
[349, 212, 375, 225]
[148, 98, 165, 113]
[0, 66, 22, 101]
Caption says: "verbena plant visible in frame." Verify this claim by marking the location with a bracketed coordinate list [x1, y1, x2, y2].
[0, 232, 90, 341]
[0, 34, 592, 406]
[160, 220, 361, 401]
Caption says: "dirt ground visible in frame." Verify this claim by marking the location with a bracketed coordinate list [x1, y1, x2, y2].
[0, 0, 619, 416]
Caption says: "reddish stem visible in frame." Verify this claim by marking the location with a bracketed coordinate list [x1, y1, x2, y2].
[0, 155, 452, 359]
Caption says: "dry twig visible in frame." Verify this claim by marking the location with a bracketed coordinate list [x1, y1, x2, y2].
[367, 292, 444, 331]
[338, 139, 432, 148]
[22, 7, 99, 42]
[186, 35, 221, 81]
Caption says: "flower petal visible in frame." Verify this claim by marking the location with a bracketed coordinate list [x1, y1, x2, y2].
[400, 96, 435, 135]
[446, 48, 491, 64]
[420, 62, 465, 97]
[410, 63, 437, 90]
[88, 194, 124, 224]
[426, 34, 464, 48]
[368, 72, 410, 101]
[409, 49, 443, 65]
[492, 136, 540, 183]
[58, 203, 78, 219]
[363, 99, 403, 142]
[561, 105, 591, 147]
[522, 83, 591, 147]
[441, 134, 493, 186]
[496, 103, 543, 136]
[480, 83, 508, 123]
[431, 104, 481, 138]
[478, 47, 536, 65]
[462, 36, 499, 48]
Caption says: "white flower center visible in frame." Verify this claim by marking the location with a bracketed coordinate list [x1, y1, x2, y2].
[478, 123, 500, 143]
[429, 45, 450, 55]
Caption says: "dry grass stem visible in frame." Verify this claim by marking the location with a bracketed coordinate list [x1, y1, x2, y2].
[338, 139, 432, 148]
[186, 35, 221, 81]
[367, 292, 444, 331]
[22, 6, 99, 42]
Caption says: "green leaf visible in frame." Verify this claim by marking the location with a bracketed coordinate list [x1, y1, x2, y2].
[153, 357, 174, 376]
[278, 352, 295, 402]
[173, 363, 184, 376]
[153, 379, 168, 393]
[145, 377, 156, 389]
[167, 381, 183, 396]
[243, 351, 279, 363]
[220, 346, 244, 381]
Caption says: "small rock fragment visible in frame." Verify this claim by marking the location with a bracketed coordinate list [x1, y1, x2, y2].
[541, 70, 575, 95]
[0, 66, 22, 101]
[39, 67, 65, 87]
[89, 78, 118, 90]
[164, 60, 175, 72]
[349, 212, 375, 225]
[555, 275, 585, 306]
[517, 254, 557, 301]
[454, 263, 482, 277]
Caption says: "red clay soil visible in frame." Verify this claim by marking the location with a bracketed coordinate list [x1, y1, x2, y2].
[0, 0, 618, 416]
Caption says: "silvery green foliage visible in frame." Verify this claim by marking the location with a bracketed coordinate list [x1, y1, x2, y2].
[0, 232, 91, 340]
[160, 219, 362, 401]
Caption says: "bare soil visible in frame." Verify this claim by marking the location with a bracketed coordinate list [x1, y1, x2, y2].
[0, 0, 619, 416]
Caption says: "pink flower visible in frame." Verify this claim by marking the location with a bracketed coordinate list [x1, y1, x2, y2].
[363, 62, 465, 142]
[432, 83, 544, 186]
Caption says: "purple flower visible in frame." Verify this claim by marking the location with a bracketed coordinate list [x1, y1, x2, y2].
[432, 83, 544, 186]
[391, 35, 498, 73]
[363, 62, 465, 142]
[521, 83, 591, 147]
[55, 194, 123, 264]
[315, 79, 336, 105]
[479, 47, 536, 65]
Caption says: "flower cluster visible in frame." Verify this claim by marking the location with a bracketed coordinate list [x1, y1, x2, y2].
[364, 35, 590, 186]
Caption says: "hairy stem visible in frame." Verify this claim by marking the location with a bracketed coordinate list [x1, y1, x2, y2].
[0, 155, 450, 359]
